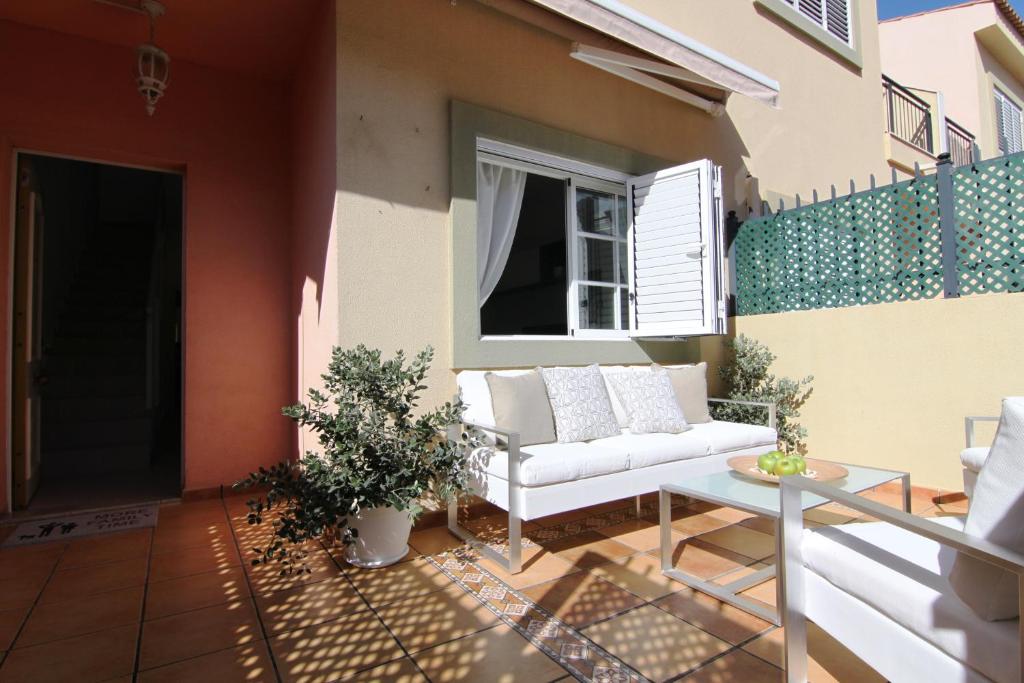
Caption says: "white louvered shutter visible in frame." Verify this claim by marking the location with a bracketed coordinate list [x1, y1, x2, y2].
[995, 89, 1023, 154]
[784, 0, 852, 45]
[626, 160, 726, 338]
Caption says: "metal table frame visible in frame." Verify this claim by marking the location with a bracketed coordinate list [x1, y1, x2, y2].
[658, 463, 911, 626]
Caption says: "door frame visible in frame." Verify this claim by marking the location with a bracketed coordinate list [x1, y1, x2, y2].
[6, 147, 186, 513]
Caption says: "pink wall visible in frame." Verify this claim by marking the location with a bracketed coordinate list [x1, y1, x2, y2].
[0, 20, 295, 505]
[290, 0, 339, 456]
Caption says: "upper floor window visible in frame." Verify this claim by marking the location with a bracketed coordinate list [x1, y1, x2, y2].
[781, 0, 853, 46]
[995, 87, 1023, 155]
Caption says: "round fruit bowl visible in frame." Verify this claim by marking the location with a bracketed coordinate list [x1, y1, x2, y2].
[726, 455, 849, 484]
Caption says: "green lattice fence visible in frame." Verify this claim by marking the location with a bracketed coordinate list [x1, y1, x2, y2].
[954, 155, 1024, 295]
[736, 152, 1024, 315]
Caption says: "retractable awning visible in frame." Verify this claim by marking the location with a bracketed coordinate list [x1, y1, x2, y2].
[527, 0, 781, 115]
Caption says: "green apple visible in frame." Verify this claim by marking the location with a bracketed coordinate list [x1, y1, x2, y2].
[791, 456, 807, 475]
[773, 457, 798, 476]
[757, 453, 779, 474]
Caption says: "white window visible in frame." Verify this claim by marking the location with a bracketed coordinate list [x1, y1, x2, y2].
[476, 140, 725, 339]
[995, 88, 1023, 155]
[781, 0, 853, 46]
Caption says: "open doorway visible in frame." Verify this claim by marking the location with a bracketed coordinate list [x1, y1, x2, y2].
[12, 153, 183, 513]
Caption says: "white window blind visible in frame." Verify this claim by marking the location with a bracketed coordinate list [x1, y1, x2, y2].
[995, 88, 1023, 155]
[626, 160, 726, 338]
[784, 0, 852, 45]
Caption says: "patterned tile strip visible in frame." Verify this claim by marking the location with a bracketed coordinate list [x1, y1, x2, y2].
[425, 546, 649, 683]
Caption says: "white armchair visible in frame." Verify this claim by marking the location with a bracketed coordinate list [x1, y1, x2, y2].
[963, 416, 996, 498]
[779, 476, 1024, 683]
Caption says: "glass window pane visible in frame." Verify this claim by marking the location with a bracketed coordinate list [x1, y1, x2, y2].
[578, 237, 615, 283]
[617, 195, 628, 238]
[620, 288, 629, 330]
[577, 188, 617, 236]
[618, 242, 627, 284]
[480, 173, 568, 336]
[578, 285, 616, 330]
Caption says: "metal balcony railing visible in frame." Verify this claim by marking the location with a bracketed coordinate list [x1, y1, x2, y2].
[946, 118, 976, 167]
[883, 75, 933, 153]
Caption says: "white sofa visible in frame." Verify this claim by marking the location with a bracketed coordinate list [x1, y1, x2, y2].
[962, 415, 997, 498]
[779, 477, 1023, 683]
[450, 365, 778, 573]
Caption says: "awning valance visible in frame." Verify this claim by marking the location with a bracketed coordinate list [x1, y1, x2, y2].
[527, 0, 781, 114]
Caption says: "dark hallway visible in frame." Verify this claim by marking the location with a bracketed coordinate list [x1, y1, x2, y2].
[15, 154, 182, 513]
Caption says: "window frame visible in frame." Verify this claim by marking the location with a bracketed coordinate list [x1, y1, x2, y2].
[477, 139, 632, 341]
[755, 0, 862, 68]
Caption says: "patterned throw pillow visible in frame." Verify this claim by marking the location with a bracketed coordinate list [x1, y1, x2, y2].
[606, 370, 690, 434]
[539, 365, 621, 443]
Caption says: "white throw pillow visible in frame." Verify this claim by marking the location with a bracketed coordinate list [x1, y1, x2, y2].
[539, 365, 621, 443]
[949, 396, 1024, 621]
[606, 370, 690, 434]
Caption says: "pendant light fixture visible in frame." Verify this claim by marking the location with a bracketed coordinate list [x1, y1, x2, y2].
[135, 0, 169, 116]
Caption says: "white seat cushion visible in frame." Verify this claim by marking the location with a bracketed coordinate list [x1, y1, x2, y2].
[593, 431, 710, 469]
[803, 517, 1019, 683]
[687, 420, 777, 452]
[959, 446, 990, 473]
[468, 442, 630, 487]
[951, 396, 1024, 621]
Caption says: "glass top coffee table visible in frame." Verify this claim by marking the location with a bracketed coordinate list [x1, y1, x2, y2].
[659, 462, 910, 626]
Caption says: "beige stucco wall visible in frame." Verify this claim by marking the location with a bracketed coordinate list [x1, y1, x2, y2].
[623, 0, 892, 199]
[879, 2, 1024, 159]
[732, 293, 1024, 491]
[334, 0, 892, 410]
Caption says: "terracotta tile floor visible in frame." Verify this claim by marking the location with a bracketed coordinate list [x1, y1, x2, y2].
[0, 485, 956, 682]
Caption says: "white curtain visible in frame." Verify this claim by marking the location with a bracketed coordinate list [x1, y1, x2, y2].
[477, 162, 527, 306]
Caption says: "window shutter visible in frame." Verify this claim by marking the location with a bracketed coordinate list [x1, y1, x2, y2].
[784, 0, 852, 45]
[825, 0, 850, 43]
[626, 160, 726, 338]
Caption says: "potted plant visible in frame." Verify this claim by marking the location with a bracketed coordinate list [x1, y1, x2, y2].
[234, 345, 474, 569]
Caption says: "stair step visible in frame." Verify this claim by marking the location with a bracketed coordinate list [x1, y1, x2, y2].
[41, 445, 153, 476]
[45, 395, 148, 421]
[44, 375, 146, 398]
[42, 415, 153, 451]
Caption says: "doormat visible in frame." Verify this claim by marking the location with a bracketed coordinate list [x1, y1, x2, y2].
[2, 504, 159, 547]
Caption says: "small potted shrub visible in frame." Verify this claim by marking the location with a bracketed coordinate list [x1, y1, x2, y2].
[235, 345, 474, 569]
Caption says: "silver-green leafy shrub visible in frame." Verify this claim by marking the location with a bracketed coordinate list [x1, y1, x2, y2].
[710, 335, 813, 454]
[234, 345, 475, 569]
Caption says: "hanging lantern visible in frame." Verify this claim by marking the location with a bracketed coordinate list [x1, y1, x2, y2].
[136, 1, 169, 116]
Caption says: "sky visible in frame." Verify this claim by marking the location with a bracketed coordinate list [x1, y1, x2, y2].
[878, 0, 1024, 20]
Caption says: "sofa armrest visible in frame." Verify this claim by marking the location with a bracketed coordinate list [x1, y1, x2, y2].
[778, 475, 1024, 682]
[449, 420, 522, 488]
[780, 475, 1024, 572]
[708, 397, 778, 430]
[964, 416, 998, 449]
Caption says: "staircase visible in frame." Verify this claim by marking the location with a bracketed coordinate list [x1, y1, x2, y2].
[41, 223, 155, 476]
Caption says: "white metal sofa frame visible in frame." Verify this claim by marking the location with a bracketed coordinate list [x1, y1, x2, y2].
[447, 397, 777, 574]
[779, 475, 1024, 683]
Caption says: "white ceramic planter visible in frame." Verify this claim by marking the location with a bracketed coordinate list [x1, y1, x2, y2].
[344, 505, 413, 568]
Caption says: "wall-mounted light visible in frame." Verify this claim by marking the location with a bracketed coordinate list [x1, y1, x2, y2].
[136, 0, 169, 116]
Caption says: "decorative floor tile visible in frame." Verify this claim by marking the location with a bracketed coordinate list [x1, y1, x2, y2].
[425, 549, 646, 681]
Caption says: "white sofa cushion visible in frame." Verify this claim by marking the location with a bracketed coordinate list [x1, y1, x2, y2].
[467, 441, 630, 487]
[951, 396, 1024, 621]
[484, 371, 556, 446]
[606, 370, 689, 434]
[959, 446, 990, 474]
[803, 517, 1018, 683]
[540, 365, 620, 443]
[687, 421, 777, 452]
[653, 362, 712, 424]
[599, 431, 709, 468]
